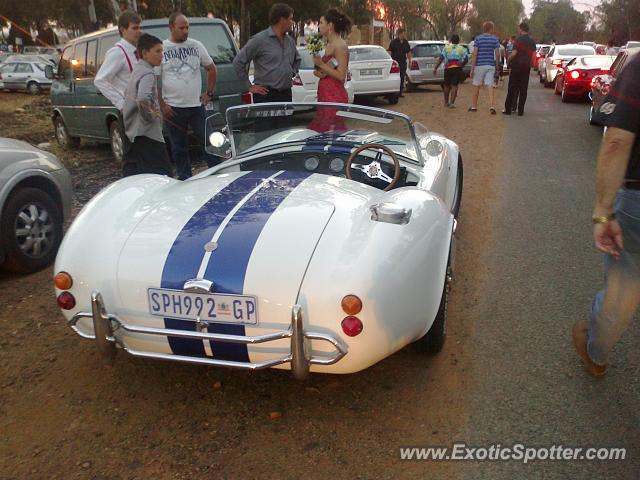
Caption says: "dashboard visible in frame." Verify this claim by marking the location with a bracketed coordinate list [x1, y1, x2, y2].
[239, 147, 418, 190]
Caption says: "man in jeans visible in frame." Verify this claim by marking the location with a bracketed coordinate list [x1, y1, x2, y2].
[160, 13, 217, 180]
[573, 52, 640, 377]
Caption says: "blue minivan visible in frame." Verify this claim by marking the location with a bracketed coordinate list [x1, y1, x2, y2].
[50, 18, 247, 161]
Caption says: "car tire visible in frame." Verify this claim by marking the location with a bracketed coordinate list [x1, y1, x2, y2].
[452, 155, 463, 219]
[554, 77, 562, 95]
[415, 259, 451, 355]
[561, 85, 569, 103]
[406, 80, 416, 92]
[109, 119, 124, 163]
[54, 116, 80, 149]
[589, 106, 598, 125]
[0, 187, 63, 273]
[27, 81, 41, 95]
[387, 93, 399, 105]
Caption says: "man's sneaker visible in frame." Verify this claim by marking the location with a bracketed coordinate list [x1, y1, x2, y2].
[572, 320, 607, 377]
[449, 103, 456, 109]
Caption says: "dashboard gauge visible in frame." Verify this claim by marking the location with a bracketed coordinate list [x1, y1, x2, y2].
[329, 157, 345, 172]
[304, 156, 320, 171]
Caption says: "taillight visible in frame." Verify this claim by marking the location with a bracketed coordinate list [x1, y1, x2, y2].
[591, 77, 597, 88]
[410, 60, 419, 70]
[536, 53, 541, 59]
[241, 91, 252, 104]
[569, 70, 581, 79]
[390, 60, 400, 74]
[551, 59, 563, 67]
[57, 292, 76, 310]
[54, 271, 73, 290]
[341, 295, 362, 315]
[600, 67, 610, 72]
[292, 73, 303, 86]
[341, 316, 363, 337]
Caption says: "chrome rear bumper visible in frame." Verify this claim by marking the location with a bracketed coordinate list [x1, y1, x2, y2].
[69, 291, 348, 380]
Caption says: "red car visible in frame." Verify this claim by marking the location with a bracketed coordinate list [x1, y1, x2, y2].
[554, 55, 615, 102]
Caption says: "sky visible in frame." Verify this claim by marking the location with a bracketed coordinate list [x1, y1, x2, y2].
[522, 0, 602, 15]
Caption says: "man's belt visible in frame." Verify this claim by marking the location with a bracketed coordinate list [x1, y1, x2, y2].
[624, 180, 640, 190]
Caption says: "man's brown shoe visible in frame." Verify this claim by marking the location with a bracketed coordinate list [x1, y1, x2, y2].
[572, 321, 607, 377]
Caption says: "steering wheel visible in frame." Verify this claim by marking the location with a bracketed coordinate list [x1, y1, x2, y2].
[345, 143, 401, 192]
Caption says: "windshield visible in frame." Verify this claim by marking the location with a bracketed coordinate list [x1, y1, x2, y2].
[413, 44, 443, 58]
[627, 41, 640, 48]
[579, 56, 614, 67]
[226, 103, 421, 163]
[143, 24, 236, 64]
[349, 47, 390, 61]
[557, 47, 595, 56]
[297, 48, 315, 69]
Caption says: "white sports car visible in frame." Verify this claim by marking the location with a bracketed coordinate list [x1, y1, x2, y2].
[54, 103, 463, 379]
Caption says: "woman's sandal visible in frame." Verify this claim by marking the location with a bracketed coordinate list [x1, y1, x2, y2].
[490, 108, 497, 114]
[468, 107, 478, 112]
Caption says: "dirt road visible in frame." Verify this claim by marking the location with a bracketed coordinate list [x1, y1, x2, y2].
[0, 83, 506, 479]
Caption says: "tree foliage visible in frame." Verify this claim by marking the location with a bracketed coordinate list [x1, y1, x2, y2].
[528, 0, 588, 44]
[467, 0, 524, 39]
[594, 0, 640, 45]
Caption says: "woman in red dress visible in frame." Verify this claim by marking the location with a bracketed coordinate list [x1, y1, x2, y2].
[309, 9, 352, 133]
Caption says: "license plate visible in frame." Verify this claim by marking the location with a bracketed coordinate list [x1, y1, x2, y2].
[147, 288, 258, 325]
[360, 68, 382, 76]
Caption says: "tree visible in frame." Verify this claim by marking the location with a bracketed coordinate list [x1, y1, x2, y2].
[594, 0, 640, 45]
[467, 0, 524, 38]
[421, 0, 472, 40]
[528, 0, 587, 44]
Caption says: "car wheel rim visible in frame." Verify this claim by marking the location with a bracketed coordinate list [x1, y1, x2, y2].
[111, 127, 123, 161]
[14, 202, 54, 258]
[56, 121, 67, 145]
[29, 83, 39, 94]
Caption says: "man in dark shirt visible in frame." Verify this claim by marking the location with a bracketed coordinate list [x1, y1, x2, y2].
[388, 28, 411, 97]
[573, 51, 640, 378]
[503, 22, 536, 116]
[233, 3, 301, 102]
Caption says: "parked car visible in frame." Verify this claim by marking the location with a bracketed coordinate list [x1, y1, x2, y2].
[292, 47, 354, 103]
[0, 60, 53, 94]
[50, 17, 247, 163]
[590, 48, 640, 125]
[0, 51, 17, 63]
[406, 41, 446, 89]
[21, 46, 59, 65]
[624, 41, 640, 50]
[55, 102, 462, 378]
[532, 44, 551, 70]
[347, 45, 401, 104]
[0, 138, 72, 273]
[539, 44, 596, 87]
[554, 55, 615, 102]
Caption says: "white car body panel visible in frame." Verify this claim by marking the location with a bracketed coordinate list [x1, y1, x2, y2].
[292, 68, 355, 103]
[542, 44, 595, 83]
[348, 45, 400, 96]
[55, 104, 461, 375]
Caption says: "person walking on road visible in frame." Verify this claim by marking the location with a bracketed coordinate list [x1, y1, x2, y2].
[468, 21, 501, 114]
[233, 3, 301, 103]
[94, 11, 142, 111]
[122, 34, 173, 178]
[503, 22, 536, 116]
[573, 52, 640, 377]
[159, 13, 218, 180]
[388, 28, 412, 97]
[433, 34, 468, 108]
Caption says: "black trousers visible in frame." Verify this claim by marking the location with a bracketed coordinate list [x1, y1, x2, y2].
[399, 64, 407, 94]
[505, 65, 531, 114]
[252, 87, 292, 103]
[122, 136, 174, 178]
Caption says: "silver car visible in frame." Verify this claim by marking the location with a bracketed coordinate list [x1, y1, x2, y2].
[0, 138, 72, 273]
[406, 41, 446, 89]
[0, 60, 53, 94]
[540, 44, 595, 87]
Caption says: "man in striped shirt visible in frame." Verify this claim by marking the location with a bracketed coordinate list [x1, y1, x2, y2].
[469, 21, 501, 114]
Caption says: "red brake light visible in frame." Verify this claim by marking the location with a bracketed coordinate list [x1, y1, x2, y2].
[241, 92, 252, 104]
[536, 53, 541, 58]
[341, 316, 363, 337]
[600, 67, 610, 72]
[57, 292, 76, 310]
[551, 59, 563, 67]
[292, 73, 302, 86]
[570, 70, 581, 79]
[390, 60, 400, 74]
[410, 60, 419, 70]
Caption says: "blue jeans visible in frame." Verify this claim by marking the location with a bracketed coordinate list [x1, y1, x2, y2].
[166, 105, 218, 180]
[589, 189, 640, 365]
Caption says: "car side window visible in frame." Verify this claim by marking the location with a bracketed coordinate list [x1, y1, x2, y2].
[59, 45, 75, 79]
[15, 63, 33, 73]
[97, 34, 118, 69]
[0, 63, 17, 73]
[86, 40, 97, 77]
[74, 42, 87, 79]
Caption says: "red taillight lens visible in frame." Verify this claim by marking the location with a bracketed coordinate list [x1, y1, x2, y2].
[390, 60, 400, 74]
[600, 67, 610, 72]
[292, 73, 303, 86]
[591, 77, 597, 88]
[410, 60, 419, 70]
[57, 292, 76, 310]
[570, 70, 581, 79]
[241, 92, 252, 104]
[341, 316, 363, 337]
[551, 59, 563, 67]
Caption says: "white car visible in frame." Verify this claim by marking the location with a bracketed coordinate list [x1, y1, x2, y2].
[55, 102, 462, 379]
[406, 41, 446, 89]
[292, 47, 354, 103]
[540, 44, 595, 87]
[348, 45, 401, 104]
[0, 60, 53, 94]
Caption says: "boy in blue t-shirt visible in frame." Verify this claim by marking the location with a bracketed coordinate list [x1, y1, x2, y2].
[434, 34, 468, 108]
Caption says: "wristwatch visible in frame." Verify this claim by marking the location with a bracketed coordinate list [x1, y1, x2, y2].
[206, 91, 215, 97]
[592, 213, 616, 224]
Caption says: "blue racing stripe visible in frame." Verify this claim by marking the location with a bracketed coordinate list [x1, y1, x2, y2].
[161, 170, 275, 357]
[203, 170, 312, 361]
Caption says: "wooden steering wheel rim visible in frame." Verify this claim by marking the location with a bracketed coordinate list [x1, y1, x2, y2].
[345, 143, 401, 192]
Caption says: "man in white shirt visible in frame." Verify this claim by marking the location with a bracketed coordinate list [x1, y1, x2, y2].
[94, 11, 142, 111]
[160, 13, 217, 180]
